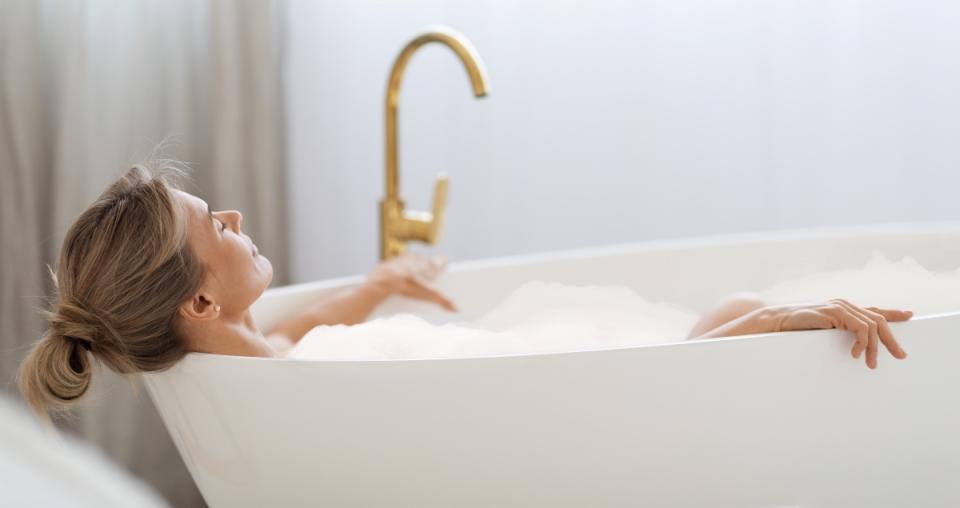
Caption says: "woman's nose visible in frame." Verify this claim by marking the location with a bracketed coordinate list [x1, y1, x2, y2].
[227, 210, 243, 230]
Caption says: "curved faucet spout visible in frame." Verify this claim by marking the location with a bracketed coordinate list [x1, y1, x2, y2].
[385, 26, 489, 200]
[381, 27, 489, 259]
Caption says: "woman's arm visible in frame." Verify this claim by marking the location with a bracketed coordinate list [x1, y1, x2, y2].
[264, 283, 392, 354]
[264, 254, 456, 355]
[690, 298, 912, 369]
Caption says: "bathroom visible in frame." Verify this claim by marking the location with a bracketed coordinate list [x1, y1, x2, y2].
[1, 0, 959, 506]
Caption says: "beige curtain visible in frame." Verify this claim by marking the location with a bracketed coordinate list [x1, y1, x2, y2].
[0, 0, 287, 505]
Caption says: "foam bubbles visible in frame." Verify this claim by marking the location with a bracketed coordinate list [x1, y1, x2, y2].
[287, 253, 960, 361]
[759, 253, 960, 315]
[288, 282, 698, 361]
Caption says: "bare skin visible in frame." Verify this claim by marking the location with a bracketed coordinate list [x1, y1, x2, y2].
[173, 190, 457, 358]
[173, 190, 912, 369]
[687, 294, 911, 369]
[263, 254, 456, 356]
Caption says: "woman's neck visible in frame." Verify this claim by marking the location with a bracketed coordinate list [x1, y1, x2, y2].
[184, 310, 276, 357]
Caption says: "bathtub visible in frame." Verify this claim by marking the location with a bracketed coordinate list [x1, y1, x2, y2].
[143, 223, 960, 508]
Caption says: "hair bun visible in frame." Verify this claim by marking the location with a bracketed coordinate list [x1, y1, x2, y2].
[57, 332, 93, 397]
[15, 328, 94, 414]
[48, 301, 114, 350]
[69, 335, 93, 352]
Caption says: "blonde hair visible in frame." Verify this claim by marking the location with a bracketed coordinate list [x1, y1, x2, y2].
[17, 161, 205, 418]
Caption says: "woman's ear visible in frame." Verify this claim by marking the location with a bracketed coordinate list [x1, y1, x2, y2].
[179, 292, 221, 322]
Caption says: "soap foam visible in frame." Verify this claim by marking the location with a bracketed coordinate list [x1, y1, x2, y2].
[288, 282, 698, 361]
[759, 252, 960, 314]
[287, 253, 960, 361]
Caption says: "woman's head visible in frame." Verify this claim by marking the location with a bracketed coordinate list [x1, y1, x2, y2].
[172, 190, 273, 334]
[18, 160, 272, 417]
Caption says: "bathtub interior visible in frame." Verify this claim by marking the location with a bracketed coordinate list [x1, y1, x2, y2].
[146, 223, 960, 508]
[252, 222, 960, 330]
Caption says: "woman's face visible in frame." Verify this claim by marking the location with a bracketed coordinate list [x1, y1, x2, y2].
[175, 190, 273, 317]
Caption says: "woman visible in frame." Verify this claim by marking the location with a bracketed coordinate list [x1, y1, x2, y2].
[18, 161, 910, 416]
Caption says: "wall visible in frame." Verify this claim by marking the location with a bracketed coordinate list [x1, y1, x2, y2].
[284, 0, 960, 282]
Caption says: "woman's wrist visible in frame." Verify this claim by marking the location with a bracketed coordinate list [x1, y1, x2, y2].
[743, 306, 783, 334]
[695, 306, 779, 339]
[361, 275, 396, 301]
[362, 278, 395, 304]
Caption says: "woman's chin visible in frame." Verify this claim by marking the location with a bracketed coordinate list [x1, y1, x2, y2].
[257, 254, 274, 285]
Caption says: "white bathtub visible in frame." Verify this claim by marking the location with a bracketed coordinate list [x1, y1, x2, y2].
[143, 223, 960, 507]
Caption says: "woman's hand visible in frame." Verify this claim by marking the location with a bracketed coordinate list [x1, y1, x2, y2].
[765, 298, 912, 369]
[264, 254, 456, 351]
[366, 253, 458, 312]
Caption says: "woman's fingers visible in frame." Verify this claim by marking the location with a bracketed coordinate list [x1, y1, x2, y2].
[861, 308, 908, 360]
[831, 300, 879, 367]
[412, 255, 432, 278]
[409, 276, 458, 312]
[412, 254, 447, 280]
[371, 253, 456, 311]
[866, 307, 914, 322]
[828, 303, 874, 365]
[831, 299, 909, 368]
[430, 255, 448, 271]
[822, 303, 869, 360]
[393, 254, 456, 310]
[835, 300, 908, 360]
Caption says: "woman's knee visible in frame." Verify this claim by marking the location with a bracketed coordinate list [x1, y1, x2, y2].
[719, 292, 766, 317]
[687, 292, 767, 339]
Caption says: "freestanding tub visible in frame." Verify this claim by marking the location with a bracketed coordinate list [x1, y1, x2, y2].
[143, 223, 960, 507]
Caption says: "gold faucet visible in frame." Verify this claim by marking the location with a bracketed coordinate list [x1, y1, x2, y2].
[381, 26, 489, 259]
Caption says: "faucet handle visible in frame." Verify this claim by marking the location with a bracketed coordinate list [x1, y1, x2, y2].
[427, 172, 448, 243]
[398, 172, 448, 246]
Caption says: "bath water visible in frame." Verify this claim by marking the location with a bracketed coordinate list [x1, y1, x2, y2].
[287, 253, 960, 361]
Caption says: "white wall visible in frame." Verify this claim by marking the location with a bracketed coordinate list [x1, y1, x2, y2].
[284, 0, 960, 283]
